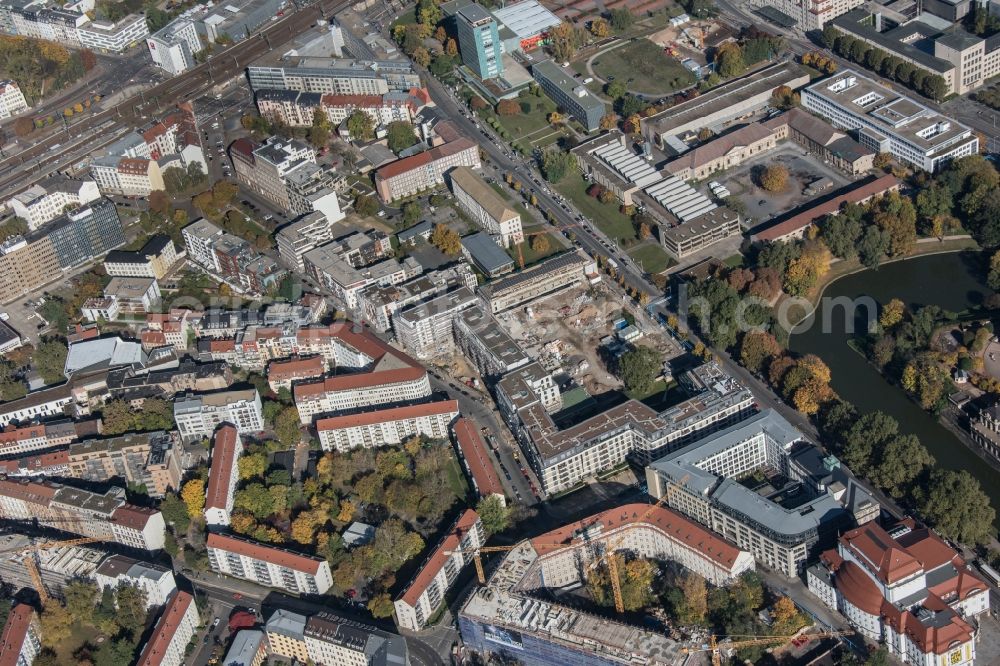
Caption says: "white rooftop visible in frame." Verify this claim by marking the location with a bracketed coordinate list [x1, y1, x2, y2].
[644, 176, 717, 222]
[492, 0, 561, 39]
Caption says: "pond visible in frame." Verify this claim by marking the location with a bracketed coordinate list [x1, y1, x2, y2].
[788, 251, 1000, 519]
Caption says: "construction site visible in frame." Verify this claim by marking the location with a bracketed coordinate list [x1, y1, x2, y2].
[494, 282, 681, 396]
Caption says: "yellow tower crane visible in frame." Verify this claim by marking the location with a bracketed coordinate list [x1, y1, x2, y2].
[0, 537, 105, 605]
[586, 473, 689, 614]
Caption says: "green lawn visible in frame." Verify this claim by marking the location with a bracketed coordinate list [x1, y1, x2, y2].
[513, 232, 562, 266]
[591, 39, 696, 96]
[723, 253, 745, 268]
[555, 173, 636, 245]
[628, 243, 675, 274]
[446, 456, 469, 498]
[486, 91, 559, 142]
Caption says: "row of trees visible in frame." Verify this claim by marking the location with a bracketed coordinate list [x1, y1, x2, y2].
[0, 36, 89, 105]
[821, 26, 949, 101]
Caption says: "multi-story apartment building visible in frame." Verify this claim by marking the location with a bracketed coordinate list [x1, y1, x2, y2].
[77, 13, 148, 52]
[458, 505, 752, 665]
[315, 399, 460, 451]
[802, 70, 978, 172]
[359, 263, 477, 334]
[374, 137, 481, 202]
[267, 355, 326, 392]
[0, 479, 166, 550]
[808, 520, 988, 665]
[456, 3, 503, 80]
[93, 554, 177, 609]
[303, 612, 409, 666]
[660, 207, 744, 261]
[396, 509, 484, 631]
[9, 6, 86, 46]
[0, 603, 41, 666]
[448, 166, 522, 247]
[255, 89, 420, 127]
[222, 630, 267, 666]
[500, 363, 756, 495]
[89, 156, 164, 196]
[135, 591, 199, 666]
[0, 80, 28, 119]
[247, 59, 421, 95]
[746, 0, 861, 30]
[304, 247, 421, 310]
[0, 198, 125, 303]
[173, 389, 264, 441]
[531, 60, 605, 131]
[0, 424, 49, 456]
[203, 424, 243, 527]
[230, 137, 344, 223]
[8, 176, 100, 231]
[647, 410, 880, 577]
[479, 252, 594, 314]
[66, 431, 181, 497]
[181, 218, 224, 272]
[104, 235, 179, 279]
[146, 18, 202, 75]
[453, 306, 530, 379]
[275, 211, 337, 272]
[206, 532, 334, 594]
[392, 287, 478, 359]
[293, 350, 430, 424]
[264, 610, 310, 664]
[106, 360, 232, 402]
[451, 417, 505, 503]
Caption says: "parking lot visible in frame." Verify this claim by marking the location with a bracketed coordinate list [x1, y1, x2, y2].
[714, 142, 856, 227]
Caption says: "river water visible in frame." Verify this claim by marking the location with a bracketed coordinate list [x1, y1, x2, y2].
[788, 251, 1000, 518]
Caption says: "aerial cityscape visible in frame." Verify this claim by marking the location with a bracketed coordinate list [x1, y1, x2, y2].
[0, 0, 999, 663]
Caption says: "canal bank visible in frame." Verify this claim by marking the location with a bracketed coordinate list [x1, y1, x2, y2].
[788, 250, 1000, 524]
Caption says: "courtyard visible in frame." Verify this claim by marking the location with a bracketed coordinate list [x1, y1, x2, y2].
[712, 142, 856, 228]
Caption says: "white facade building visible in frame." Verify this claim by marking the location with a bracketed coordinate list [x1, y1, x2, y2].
[173, 389, 264, 441]
[93, 554, 178, 609]
[449, 166, 523, 247]
[802, 70, 979, 172]
[207, 532, 334, 594]
[807, 520, 987, 666]
[77, 13, 149, 52]
[315, 399, 459, 451]
[395, 510, 484, 631]
[181, 218, 224, 272]
[0, 80, 29, 119]
[147, 18, 202, 75]
[203, 424, 243, 526]
[8, 177, 100, 231]
[135, 591, 199, 666]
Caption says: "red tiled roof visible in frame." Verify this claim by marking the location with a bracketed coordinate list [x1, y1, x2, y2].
[452, 417, 504, 498]
[374, 137, 476, 181]
[753, 174, 899, 242]
[0, 449, 69, 474]
[834, 560, 885, 615]
[315, 400, 458, 431]
[205, 338, 236, 352]
[141, 330, 167, 347]
[842, 523, 923, 585]
[204, 425, 240, 511]
[117, 158, 151, 175]
[0, 603, 35, 666]
[881, 598, 974, 655]
[0, 425, 46, 445]
[0, 478, 56, 505]
[111, 504, 157, 531]
[268, 356, 325, 383]
[531, 503, 745, 569]
[399, 509, 480, 606]
[206, 532, 324, 574]
[136, 591, 195, 666]
[294, 366, 426, 400]
[229, 137, 257, 163]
